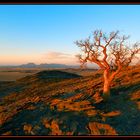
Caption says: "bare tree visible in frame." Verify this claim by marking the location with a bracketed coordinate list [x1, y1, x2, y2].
[75, 30, 140, 100]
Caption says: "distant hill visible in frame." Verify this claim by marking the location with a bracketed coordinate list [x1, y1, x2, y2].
[36, 70, 81, 79]
[0, 63, 79, 69]
[17, 70, 82, 84]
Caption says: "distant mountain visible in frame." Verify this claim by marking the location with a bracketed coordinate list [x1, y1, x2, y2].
[19, 63, 37, 68]
[0, 63, 79, 68]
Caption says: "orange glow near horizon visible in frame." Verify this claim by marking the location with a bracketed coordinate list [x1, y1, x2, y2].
[0, 52, 79, 65]
[0, 52, 139, 66]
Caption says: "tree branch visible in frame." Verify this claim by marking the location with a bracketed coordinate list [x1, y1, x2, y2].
[109, 60, 122, 82]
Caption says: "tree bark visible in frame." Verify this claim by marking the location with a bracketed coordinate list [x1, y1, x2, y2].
[103, 69, 110, 100]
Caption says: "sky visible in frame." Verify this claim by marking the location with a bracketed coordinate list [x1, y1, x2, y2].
[0, 5, 140, 66]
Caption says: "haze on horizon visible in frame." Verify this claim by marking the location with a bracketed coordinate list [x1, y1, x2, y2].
[0, 5, 140, 67]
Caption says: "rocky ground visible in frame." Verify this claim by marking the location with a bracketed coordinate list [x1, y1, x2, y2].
[0, 66, 140, 135]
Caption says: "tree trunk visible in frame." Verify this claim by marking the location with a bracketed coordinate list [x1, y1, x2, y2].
[103, 69, 110, 100]
[103, 79, 110, 99]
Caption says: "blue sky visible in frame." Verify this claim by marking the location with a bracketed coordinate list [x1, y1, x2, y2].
[0, 5, 140, 65]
